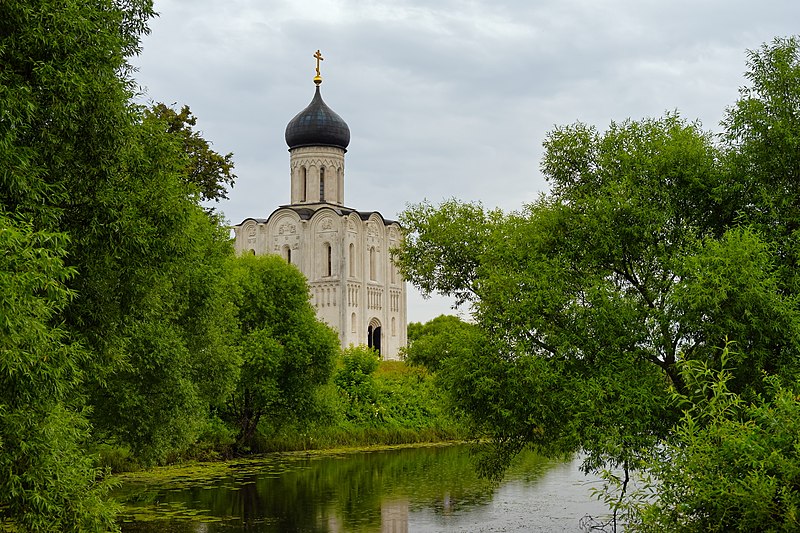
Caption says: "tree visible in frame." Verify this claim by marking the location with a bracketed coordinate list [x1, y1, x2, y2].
[0, 0, 240, 466]
[403, 315, 483, 372]
[225, 255, 339, 449]
[0, 216, 118, 531]
[2, 0, 242, 481]
[630, 36, 800, 532]
[0, 0, 157, 527]
[722, 36, 800, 293]
[74, 110, 242, 465]
[144, 103, 236, 203]
[395, 40, 800, 488]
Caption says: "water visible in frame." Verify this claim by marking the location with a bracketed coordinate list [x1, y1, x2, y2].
[115, 444, 608, 532]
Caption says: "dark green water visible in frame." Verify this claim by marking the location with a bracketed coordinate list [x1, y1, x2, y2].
[115, 444, 607, 532]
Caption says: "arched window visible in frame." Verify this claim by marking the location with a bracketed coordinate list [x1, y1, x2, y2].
[249, 249, 256, 255]
[369, 247, 376, 281]
[351, 313, 357, 333]
[349, 243, 356, 277]
[283, 245, 291, 263]
[391, 317, 396, 336]
[319, 167, 325, 202]
[325, 243, 332, 277]
[390, 261, 396, 284]
[301, 166, 307, 202]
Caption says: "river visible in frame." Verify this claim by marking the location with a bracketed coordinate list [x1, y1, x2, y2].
[115, 443, 610, 532]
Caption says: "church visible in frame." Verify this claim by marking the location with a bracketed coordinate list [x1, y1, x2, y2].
[233, 52, 408, 360]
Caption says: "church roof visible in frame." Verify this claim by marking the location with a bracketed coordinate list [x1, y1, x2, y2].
[285, 86, 351, 151]
[237, 205, 399, 227]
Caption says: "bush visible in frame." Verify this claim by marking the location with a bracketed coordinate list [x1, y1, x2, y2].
[334, 346, 381, 423]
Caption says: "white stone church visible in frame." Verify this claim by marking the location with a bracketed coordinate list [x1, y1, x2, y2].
[233, 56, 407, 359]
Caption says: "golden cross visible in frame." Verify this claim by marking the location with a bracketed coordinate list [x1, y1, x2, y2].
[314, 50, 324, 77]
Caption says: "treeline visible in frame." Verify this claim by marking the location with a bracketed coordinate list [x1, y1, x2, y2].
[0, 2, 458, 531]
[396, 37, 800, 531]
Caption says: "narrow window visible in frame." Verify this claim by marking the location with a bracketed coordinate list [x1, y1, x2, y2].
[283, 245, 291, 263]
[301, 167, 307, 202]
[326, 243, 332, 277]
[390, 261, 396, 284]
[392, 317, 396, 336]
[351, 313, 357, 333]
[319, 167, 325, 202]
[349, 243, 355, 277]
[369, 247, 376, 281]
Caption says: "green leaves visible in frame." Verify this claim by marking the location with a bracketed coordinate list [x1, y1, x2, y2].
[397, 199, 501, 305]
[1, 1, 243, 526]
[143, 103, 236, 203]
[672, 229, 800, 391]
[403, 314, 482, 372]
[396, 39, 800, 525]
[225, 255, 339, 448]
[640, 352, 800, 532]
[334, 346, 381, 422]
[0, 214, 117, 530]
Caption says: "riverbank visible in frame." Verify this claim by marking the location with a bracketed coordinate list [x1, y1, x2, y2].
[100, 359, 468, 473]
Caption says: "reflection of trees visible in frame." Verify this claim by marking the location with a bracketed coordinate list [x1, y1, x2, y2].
[118, 445, 558, 532]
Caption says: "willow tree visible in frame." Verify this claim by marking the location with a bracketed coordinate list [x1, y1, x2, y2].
[0, 0, 157, 526]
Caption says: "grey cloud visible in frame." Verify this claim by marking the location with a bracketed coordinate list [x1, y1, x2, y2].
[133, 0, 799, 321]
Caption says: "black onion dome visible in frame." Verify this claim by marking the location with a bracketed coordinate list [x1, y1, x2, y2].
[285, 86, 350, 150]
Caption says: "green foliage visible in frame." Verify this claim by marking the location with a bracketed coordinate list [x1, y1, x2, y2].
[403, 315, 482, 372]
[396, 36, 800, 527]
[188, 417, 238, 462]
[334, 349, 462, 432]
[398, 200, 502, 305]
[0, 0, 151, 226]
[334, 346, 381, 422]
[225, 255, 339, 449]
[0, 0, 160, 527]
[638, 349, 800, 532]
[723, 37, 800, 229]
[0, 0, 238, 469]
[144, 103, 237, 203]
[672, 228, 800, 393]
[374, 362, 454, 431]
[246, 358, 465, 453]
[0, 215, 118, 531]
[398, 114, 723, 472]
[80, 103, 239, 467]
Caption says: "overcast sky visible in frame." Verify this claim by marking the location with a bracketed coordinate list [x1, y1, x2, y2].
[132, 0, 799, 323]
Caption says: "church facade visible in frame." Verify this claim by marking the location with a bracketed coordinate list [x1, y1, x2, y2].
[233, 54, 407, 359]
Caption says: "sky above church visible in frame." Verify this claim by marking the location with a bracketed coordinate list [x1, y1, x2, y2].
[133, 0, 799, 323]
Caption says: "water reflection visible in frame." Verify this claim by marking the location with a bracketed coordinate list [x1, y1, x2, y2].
[116, 444, 605, 532]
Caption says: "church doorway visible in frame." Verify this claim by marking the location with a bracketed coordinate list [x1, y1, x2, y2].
[367, 318, 382, 355]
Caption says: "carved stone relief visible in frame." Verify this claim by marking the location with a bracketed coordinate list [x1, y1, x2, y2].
[366, 221, 378, 238]
[244, 222, 257, 246]
[278, 222, 297, 235]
